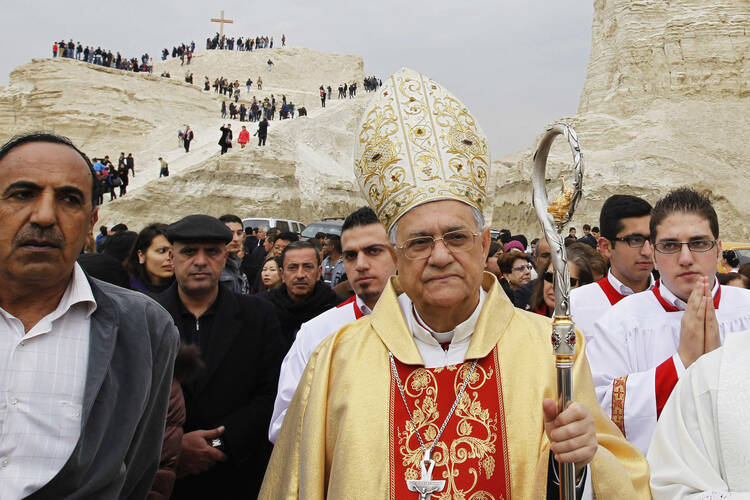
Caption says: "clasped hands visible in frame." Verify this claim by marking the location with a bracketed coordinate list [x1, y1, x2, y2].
[678, 276, 720, 369]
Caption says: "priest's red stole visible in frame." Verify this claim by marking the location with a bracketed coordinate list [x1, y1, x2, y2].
[389, 347, 511, 499]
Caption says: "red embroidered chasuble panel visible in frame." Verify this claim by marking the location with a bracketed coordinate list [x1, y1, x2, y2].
[389, 347, 511, 500]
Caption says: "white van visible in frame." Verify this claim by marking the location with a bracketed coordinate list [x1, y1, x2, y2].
[241, 217, 306, 234]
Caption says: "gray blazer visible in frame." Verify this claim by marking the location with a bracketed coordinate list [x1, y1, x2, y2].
[27, 277, 179, 499]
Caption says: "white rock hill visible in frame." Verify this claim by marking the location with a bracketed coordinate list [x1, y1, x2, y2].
[494, 0, 750, 240]
[0, 47, 369, 229]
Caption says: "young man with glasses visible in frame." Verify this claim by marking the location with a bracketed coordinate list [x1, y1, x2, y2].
[587, 188, 750, 454]
[570, 194, 654, 342]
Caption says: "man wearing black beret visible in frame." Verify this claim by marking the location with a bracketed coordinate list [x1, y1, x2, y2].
[157, 214, 284, 499]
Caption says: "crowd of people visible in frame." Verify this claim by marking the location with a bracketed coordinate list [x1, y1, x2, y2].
[206, 33, 284, 51]
[162, 41, 196, 64]
[319, 78, 382, 106]
[2, 64, 748, 500]
[52, 39, 153, 72]
[220, 93, 303, 124]
[90, 152, 136, 203]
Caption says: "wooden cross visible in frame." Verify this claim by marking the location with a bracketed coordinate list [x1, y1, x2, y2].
[210, 10, 234, 37]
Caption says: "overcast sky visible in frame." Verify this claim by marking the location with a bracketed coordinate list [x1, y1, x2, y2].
[0, 0, 593, 156]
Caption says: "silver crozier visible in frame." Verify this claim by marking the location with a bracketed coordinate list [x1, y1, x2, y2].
[531, 123, 583, 500]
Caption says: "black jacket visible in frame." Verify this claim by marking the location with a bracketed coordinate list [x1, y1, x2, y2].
[158, 283, 283, 499]
[243, 244, 267, 288]
[259, 282, 344, 351]
[218, 126, 232, 146]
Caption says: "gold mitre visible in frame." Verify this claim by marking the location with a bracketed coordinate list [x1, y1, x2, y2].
[354, 67, 489, 230]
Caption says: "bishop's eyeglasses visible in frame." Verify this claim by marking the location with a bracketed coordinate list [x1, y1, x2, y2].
[396, 230, 481, 260]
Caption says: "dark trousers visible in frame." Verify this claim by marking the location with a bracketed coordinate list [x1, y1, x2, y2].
[119, 184, 127, 196]
[258, 135, 266, 146]
[221, 144, 229, 154]
[184, 139, 191, 152]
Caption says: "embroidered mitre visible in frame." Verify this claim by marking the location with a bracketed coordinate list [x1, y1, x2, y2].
[354, 67, 490, 231]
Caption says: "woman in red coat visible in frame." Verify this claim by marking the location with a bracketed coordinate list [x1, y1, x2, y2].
[238, 125, 250, 149]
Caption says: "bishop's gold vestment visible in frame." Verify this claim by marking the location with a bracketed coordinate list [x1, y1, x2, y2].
[259, 273, 650, 499]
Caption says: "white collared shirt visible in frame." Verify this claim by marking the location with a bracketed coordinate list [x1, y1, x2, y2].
[571, 270, 655, 344]
[608, 269, 655, 296]
[397, 289, 487, 368]
[0, 263, 95, 498]
[658, 278, 719, 311]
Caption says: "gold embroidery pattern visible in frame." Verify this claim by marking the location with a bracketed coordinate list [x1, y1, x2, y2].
[492, 346, 512, 498]
[397, 362, 500, 499]
[354, 68, 490, 229]
[612, 376, 628, 437]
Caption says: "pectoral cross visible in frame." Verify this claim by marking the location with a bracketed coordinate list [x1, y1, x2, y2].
[406, 450, 446, 500]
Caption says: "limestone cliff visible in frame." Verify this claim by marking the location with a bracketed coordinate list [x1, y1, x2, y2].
[494, 0, 750, 239]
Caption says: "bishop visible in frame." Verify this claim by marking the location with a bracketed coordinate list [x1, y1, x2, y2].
[259, 67, 649, 499]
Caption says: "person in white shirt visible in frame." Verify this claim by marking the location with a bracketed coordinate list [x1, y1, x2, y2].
[0, 132, 178, 499]
[571, 194, 654, 342]
[587, 187, 750, 454]
[647, 331, 750, 498]
[269, 206, 397, 443]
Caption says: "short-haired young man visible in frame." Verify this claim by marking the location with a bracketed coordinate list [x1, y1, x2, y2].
[587, 188, 750, 454]
[271, 231, 298, 257]
[570, 194, 654, 341]
[268, 207, 397, 442]
[578, 223, 598, 249]
[218, 213, 249, 294]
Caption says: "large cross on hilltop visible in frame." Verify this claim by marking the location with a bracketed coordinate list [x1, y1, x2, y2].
[211, 10, 234, 37]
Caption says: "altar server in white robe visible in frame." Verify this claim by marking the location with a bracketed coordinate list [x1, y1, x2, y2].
[587, 187, 750, 454]
[648, 330, 750, 498]
[269, 206, 396, 443]
[570, 194, 654, 342]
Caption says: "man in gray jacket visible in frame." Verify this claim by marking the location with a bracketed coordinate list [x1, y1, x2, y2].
[0, 132, 179, 499]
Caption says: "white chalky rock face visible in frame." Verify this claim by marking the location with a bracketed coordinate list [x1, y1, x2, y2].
[492, 0, 750, 240]
[0, 47, 368, 228]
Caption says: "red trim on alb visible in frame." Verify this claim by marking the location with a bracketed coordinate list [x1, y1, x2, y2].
[655, 356, 679, 418]
[597, 276, 626, 305]
[336, 295, 364, 319]
[652, 280, 722, 313]
[651, 282, 679, 312]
